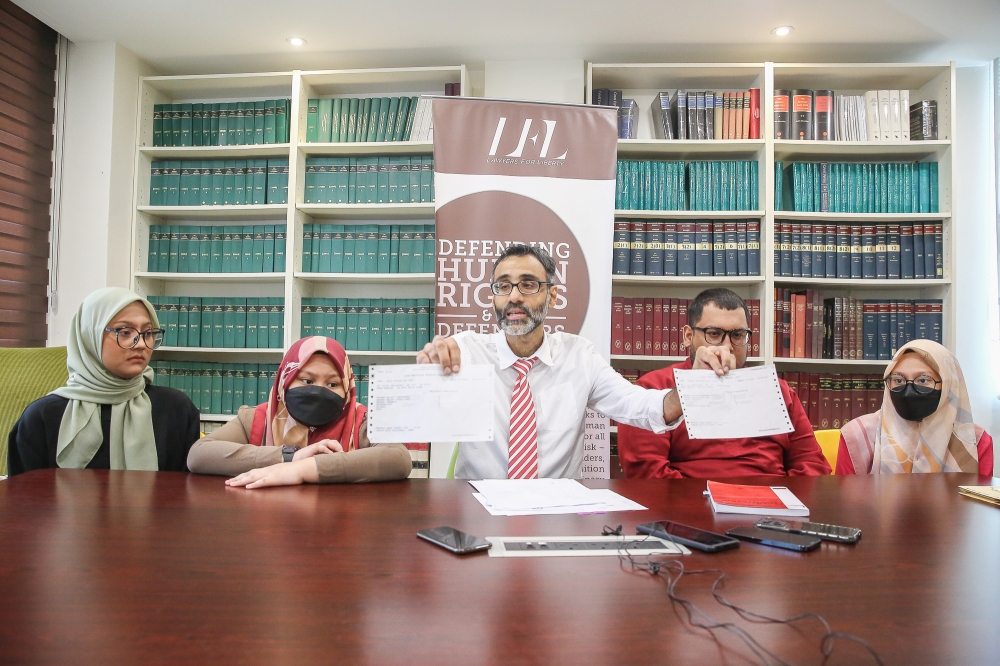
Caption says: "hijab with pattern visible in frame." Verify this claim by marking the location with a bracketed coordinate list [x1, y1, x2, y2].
[51, 287, 160, 470]
[249, 336, 365, 450]
[841, 339, 979, 474]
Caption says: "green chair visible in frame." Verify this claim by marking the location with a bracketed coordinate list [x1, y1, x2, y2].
[0, 347, 68, 476]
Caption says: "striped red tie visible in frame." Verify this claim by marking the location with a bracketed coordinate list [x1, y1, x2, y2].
[507, 356, 539, 479]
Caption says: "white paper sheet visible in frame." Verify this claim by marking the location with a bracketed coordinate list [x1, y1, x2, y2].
[366, 364, 494, 443]
[469, 479, 647, 515]
[673, 365, 794, 440]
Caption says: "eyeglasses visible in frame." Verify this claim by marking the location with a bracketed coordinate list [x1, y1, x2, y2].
[104, 327, 165, 350]
[490, 280, 551, 296]
[885, 374, 941, 394]
[691, 326, 751, 347]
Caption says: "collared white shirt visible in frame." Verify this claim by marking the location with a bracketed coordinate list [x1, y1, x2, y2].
[452, 330, 676, 479]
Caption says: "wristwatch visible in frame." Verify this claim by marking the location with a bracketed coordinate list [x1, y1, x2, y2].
[282, 446, 297, 463]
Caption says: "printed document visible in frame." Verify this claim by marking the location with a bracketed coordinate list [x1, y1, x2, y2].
[469, 479, 647, 516]
[367, 364, 494, 443]
[673, 365, 794, 440]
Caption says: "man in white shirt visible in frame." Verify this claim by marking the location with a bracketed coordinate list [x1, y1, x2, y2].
[418, 244, 737, 479]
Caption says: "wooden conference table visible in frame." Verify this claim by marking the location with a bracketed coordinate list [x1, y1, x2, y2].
[0, 470, 997, 665]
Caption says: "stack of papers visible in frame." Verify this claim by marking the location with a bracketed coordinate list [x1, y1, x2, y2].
[673, 365, 794, 440]
[958, 485, 1000, 507]
[706, 480, 809, 517]
[470, 479, 647, 516]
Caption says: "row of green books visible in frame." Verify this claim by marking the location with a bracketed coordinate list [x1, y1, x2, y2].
[303, 156, 434, 204]
[616, 160, 760, 211]
[149, 159, 289, 206]
[301, 298, 434, 352]
[301, 224, 434, 274]
[147, 296, 285, 349]
[775, 161, 939, 213]
[147, 225, 286, 274]
[152, 100, 291, 147]
[305, 96, 417, 143]
[150, 362, 280, 415]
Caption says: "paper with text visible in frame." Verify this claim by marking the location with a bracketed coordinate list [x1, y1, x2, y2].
[673, 365, 793, 440]
[367, 364, 494, 443]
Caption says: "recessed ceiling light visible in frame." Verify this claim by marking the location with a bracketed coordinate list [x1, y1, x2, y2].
[771, 26, 793, 37]
[287, 37, 306, 46]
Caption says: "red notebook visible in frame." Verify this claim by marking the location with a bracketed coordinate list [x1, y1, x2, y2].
[706, 481, 809, 516]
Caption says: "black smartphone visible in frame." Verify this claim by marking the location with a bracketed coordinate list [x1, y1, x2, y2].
[636, 520, 740, 553]
[726, 526, 821, 552]
[755, 517, 862, 544]
[417, 526, 491, 554]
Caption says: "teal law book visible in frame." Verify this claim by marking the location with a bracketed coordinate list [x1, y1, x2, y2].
[223, 160, 236, 205]
[153, 104, 163, 146]
[300, 298, 315, 338]
[199, 297, 213, 347]
[403, 97, 418, 140]
[374, 97, 390, 142]
[366, 97, 382, 142]
[211, 160, 225, 205]
[342, 225, 356, 273]
[263, 225, 275, 272]
[365, 157, 381, 204]
[179, 162, 197, 206]
[199, 162, 213, 205]
[329, 157, 347, 203]
[347, 157, 357, 203]
[267, 159, 281, 204]
[257, 298, 271, 348]
[209, 103, 220, 146]
[176, 297, 190, 347]
[217, 103, 230, 146]
[270, 298, 284, 349]
[166, 227, 179, 272]
[147, 225, 160, 271]
[244, 365, 259, 407]
[410, 225, 424, 273]
[365, 224, 379, 272]
[380, 299, 395, 351]
[313, 158, 328, 203]
[393, 96, 411, 142]
[397, 158, 410, 203]
[408, 156, 421, 203]
[246, 298, 259, 346]
[416, 299, 430, 349]
[256, 365, 271, 405]
[232, 365, 245, 411]
[234, 299, 247, 348]
[422, 156, 433, 203]
[377, 225, 391, 273]
[357, 299, 371, 351]
[387, 156, 400, 203]
[199, 364, 213, 413]
[346, 299, 359, 350]
[423, 225, 436, 272]
[399, 225, 413, 273]
[221, 225, 235, 272]
[335, 298, 348, 346]
[210, 367, 223, 414]
[329, 224, 345, 273]
[252, 227, 265, 272]
[241, 225, 254, 273]
[192, 104, 204, 146]
[176, 227, 191, 273]
[265, 99, 278, 144]
[221, 367, 235, 415]
[211, 299, 226, 348]
[301, 225, 313, 272]
[159, 298, 178, 347]
[357, 97, 371, 142]
[355, 225, 370, 273]
[232, 102, 246, 145]
[179, 103, 193, 146]
[304, 159, 318, 203]
[369, 301, 382, 351]
[393, 301, 408, 351]
[337, 97, 349, 142]
[252, 159, 267, 205]
[404, 299, 418, 351]
[198, 225, 212, 273]
[322, 301, 338, 340]
[318, 224, 333, 273]
[253, 101, 265, 145]
[384, 97, 400, 141]
[178, 362, 193, 401]
[377, 156, 390, 204]
[275, 99, 289, 143]
[329, 98, 341, 143]
[234, 160, 248, 205]
[317, 98, 333, 143]
[389, 225, 400, 273]
[149, 162, 164, 206]
[223, 298, 237, 348]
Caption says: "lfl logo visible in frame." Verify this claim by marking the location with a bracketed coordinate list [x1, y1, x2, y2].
[488, 118, 568, 160]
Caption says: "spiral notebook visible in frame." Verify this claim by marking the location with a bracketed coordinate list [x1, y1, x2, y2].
[673, 365, 794, 440]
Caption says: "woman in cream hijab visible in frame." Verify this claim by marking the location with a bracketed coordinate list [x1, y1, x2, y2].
[7, 288, 200, 474]
[838, 339, 993, 475]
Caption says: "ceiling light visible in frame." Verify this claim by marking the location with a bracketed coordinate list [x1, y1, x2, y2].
[287, 37, 306, 46]
[771, 26, 793, 37]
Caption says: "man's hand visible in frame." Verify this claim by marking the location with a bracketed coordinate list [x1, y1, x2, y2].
[662, 389, 683, 424]
[416, 335, 462, 375]
[292, 440, 343, 461]
[225, 459, 320, 489]
[691, 345, 738, 376]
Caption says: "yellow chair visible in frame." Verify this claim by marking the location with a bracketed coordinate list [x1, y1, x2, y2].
[0, 347, 69, 476]
[814, 429, 840, 473]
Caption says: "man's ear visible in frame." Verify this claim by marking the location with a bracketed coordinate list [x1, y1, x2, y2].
[681, 324, 694, 350]
[548, 284, 559, 308]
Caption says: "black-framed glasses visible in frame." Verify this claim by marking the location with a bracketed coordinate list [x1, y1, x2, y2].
[490, 280, 551, 296]
[885, 374, 941, 394]
[104, 327, 165, 350]
[691, 326, 751, 347]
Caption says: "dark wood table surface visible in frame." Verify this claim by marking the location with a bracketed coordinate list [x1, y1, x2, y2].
[1, 470, 998, 665]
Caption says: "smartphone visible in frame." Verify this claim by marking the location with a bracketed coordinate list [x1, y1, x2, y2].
[636, 520, 740, 553]
[417, 526, 491, 554]
[755, 518, 862, 544]
[725, 526, 821, 552]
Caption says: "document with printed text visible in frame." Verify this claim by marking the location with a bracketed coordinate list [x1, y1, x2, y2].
[366, 364, 494, 443]
[673, 365, 794, 440]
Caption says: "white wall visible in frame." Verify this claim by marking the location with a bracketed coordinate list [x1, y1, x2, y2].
[484, 60, 584, 104]
[953, 64, 1000, 473]
[47, 42, 154, 346]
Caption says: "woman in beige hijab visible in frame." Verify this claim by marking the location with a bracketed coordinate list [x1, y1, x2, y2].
[838, 339, 993, 475]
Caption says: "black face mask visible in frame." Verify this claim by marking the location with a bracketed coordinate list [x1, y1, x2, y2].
[889, 384, 942, 422]
[283, 385, 346, 427]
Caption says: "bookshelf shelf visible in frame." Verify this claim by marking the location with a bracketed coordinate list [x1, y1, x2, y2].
[199, 414, 238, 423]
[156, 347, 283, 355]
[298, 141, 433, 156]
[772, 358, 890, 366]
[139, 144, 292, 159]
[611, 354, 687, 363]
[613, 275, 763, 286]
[137, 205, 288, 220]
[616, 139, 764, 158]
[773, 139, 950, 160]
[294, 272, 435, 284]
[615, 209, 763, 219]
[773, 277, 950, 288]
[297, 203, 435, 219]
[773, 212, 949, 222]
[136, 272, 286, 283]
[343, 350, 419, 364]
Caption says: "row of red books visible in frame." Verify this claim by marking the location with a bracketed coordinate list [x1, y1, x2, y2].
[612, 297, 761, 357]
[774, 289, 830, 359]
[780, 372, 884, 430]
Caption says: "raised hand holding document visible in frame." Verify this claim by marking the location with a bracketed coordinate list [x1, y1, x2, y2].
[673, 365, 793, 440]
[366, 364, 494, 443]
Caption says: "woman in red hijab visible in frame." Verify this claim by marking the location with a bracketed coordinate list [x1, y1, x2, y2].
[187, 336, 412, 487]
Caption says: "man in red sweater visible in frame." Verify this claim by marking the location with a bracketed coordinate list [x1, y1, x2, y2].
[618, 289, 831, 479]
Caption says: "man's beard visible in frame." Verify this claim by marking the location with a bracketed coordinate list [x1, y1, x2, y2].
[496, 300, 548, 336]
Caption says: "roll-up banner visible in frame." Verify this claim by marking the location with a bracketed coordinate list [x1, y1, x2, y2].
[433, 97, 617, 478]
